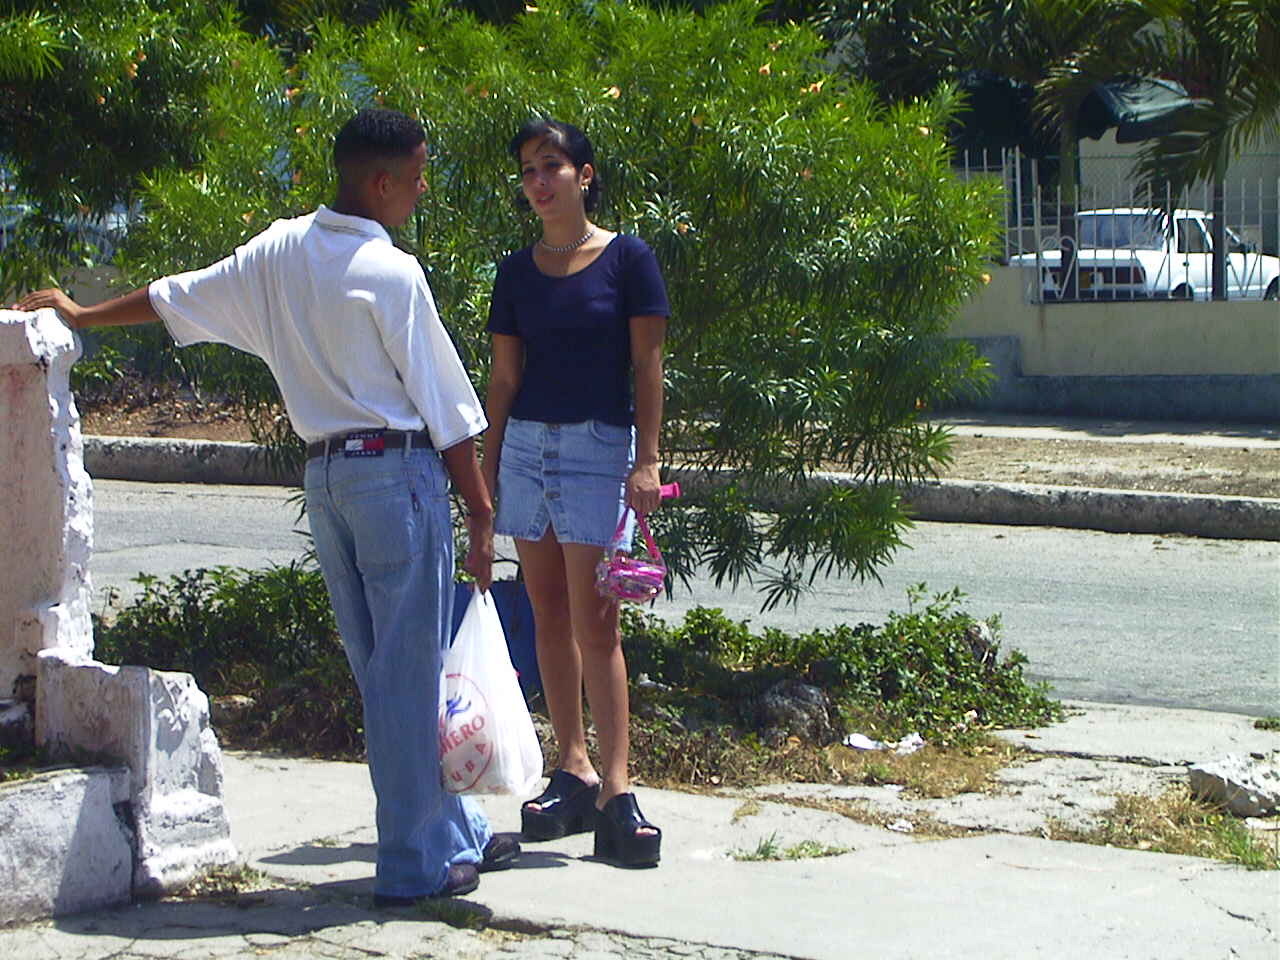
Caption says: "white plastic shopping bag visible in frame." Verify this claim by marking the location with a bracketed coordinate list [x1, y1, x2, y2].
[440, 588, 543, 795]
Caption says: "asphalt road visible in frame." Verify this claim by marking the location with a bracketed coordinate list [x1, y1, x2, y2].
[88, 479, 1280, 717]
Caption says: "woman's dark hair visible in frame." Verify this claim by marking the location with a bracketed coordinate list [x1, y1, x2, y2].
[509, 118, 601, 213]
[333, 108, 425, 184]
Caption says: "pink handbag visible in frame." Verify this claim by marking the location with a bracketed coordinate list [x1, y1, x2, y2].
[595, 482, 681, 603]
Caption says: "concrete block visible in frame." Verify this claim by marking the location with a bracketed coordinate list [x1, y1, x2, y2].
[1190, 754, 1280, 818]
[0, 310, 94, 696]
[0, 766, 133, 921]
[35, 650, 237, 895]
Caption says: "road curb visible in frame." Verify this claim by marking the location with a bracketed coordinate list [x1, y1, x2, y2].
[84, 435, 297, 486]
[85, 435, 1280, 541]
[899, 476, 1280, 541]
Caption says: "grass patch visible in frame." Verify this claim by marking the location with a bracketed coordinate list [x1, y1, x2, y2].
[732, 832, 850, 862]
[410, 898, 492, 928]
[0, 765, 38, 784]
[630, 709, 1016, 798]
[823, 738, 1017, 797]
[171, 863, 272, 901]
[755, 792, 976, 840]
[0, 743, 39, 784]
[1253, 716, 1280, 732]
[1047, 786, 1280, 870]
[732, 799, 763, 822]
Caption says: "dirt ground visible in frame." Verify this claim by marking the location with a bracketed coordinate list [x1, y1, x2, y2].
[76, 388, 1280, 500]
[944, 434, 1279, 498]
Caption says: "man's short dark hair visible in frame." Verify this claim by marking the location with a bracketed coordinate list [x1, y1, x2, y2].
[333, 108, 425, 183]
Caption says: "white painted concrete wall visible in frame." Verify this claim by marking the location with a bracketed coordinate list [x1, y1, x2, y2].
[0, 310, 94, 696]
[0, 311, 235, 923]
[954, 266, 1280, 376]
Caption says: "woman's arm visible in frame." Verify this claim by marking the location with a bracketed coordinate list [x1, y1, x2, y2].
[628, 314, 667, 515]
[481, 333, 525, 498]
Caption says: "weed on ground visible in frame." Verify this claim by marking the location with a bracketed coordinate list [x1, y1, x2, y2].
[1047, 786, 1280, 870]
[821, 738, 1018, 797]
[169, 864, 272, 902]
[755, 791, 978, 840]
[0, 743, 38, 784]
[732, 832, 850, 861]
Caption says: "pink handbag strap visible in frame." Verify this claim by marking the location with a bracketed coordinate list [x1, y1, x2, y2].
[606, 482, 681, 558]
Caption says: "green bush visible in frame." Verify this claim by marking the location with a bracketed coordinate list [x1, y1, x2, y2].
[95, 562, 1057, 762]
[623, 583, 1060, 744]
[96, 562, 334, 680]
[105, 0, 1000, 602]
[95, 562, 363, 756]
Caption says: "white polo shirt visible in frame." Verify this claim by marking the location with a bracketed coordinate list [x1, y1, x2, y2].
[148, 205, 486, 447]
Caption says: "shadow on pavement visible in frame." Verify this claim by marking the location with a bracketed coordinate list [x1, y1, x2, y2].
[49, 878, 501, 946]
[258, 834, 574, 871]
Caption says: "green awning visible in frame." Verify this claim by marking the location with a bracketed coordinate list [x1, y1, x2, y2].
[955, 73, 1203, 152]
[1078, 77, 1205, 143]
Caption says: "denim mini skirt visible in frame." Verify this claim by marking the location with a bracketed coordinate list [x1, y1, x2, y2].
[495, 417, 635, 549]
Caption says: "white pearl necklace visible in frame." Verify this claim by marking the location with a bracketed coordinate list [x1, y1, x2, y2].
[539, 227, 595, 253]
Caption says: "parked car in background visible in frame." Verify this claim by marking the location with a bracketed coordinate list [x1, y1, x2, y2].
[1011, 208, 1280, 301]
[0, 202, 34, 251]
[0, 201, 131, 262]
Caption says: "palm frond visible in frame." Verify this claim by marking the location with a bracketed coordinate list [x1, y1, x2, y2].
[0, 13, 65, 81]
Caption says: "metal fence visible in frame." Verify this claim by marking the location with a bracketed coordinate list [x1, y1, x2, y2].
[956, 148, 1280, 302]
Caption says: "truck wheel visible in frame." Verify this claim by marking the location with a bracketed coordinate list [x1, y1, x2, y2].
[1266, 279, 1278, 301]
[1171, 284, 1194, 300]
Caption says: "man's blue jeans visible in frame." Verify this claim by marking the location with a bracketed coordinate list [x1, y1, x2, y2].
[304, 446, 490, 897]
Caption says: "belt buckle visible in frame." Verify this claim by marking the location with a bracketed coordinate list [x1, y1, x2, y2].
[342, 429, 386, 458]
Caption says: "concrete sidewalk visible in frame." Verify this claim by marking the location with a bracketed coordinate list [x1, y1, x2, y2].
[2, 701, 1276, 960]
[80, 414, 1280, 540]
[932, 412, 1280, 448]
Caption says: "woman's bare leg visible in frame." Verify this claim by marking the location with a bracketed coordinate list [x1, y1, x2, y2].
[561, 543, 630, 805]
[516, 530, 598, 792]
[561, 543, 655, 836]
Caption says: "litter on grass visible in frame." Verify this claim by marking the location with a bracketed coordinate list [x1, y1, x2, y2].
[842, 732, 926, 756]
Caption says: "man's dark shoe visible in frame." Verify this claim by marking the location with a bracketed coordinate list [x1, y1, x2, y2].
[480, 834, 521, 872]
[372, 863, 480, 907]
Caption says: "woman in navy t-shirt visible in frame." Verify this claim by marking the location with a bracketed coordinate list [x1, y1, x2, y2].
[482, 119, 670, 867]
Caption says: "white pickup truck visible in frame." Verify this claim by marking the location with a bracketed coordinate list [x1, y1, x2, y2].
[1011, 207, 1280, 301]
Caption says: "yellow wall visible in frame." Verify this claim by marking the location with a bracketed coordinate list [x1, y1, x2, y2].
[954, 266, 1280, 376]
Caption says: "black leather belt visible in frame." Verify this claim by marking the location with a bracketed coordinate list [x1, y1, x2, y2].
[306, 430, 434, 460]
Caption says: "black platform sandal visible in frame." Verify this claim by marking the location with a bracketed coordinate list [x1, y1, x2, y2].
[593, 792, 661, 867]
[521, 770, 600, 840]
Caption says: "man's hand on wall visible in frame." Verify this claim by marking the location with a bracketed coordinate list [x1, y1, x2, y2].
[12, 288, 86, 328]
[12, 286, 158, 329]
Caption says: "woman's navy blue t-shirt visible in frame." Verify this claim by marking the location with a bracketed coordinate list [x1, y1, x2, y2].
[487, 234, 669, 427]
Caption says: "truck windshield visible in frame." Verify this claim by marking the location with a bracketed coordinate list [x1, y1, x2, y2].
[1078, 213, 1164, 250]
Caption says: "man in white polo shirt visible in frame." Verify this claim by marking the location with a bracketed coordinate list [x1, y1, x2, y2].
[14, 108, 517, 904]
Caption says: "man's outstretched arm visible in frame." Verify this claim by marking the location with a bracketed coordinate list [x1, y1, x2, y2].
[12, 286, 160, 329]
